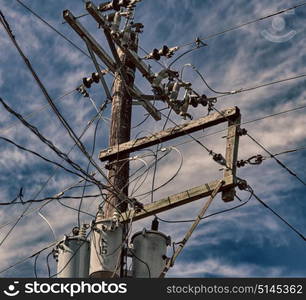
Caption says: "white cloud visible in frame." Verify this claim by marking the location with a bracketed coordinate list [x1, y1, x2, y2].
[0, 0, 305, 277]
[168, 258, 284, 277]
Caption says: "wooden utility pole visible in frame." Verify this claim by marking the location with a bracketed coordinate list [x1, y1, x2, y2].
[101, 31, 138, 278]
[103, 34, 138, 218]
[104, 35, 137, 217]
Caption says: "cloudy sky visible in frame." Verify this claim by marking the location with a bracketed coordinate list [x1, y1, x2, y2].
[0, 0, 306, 278]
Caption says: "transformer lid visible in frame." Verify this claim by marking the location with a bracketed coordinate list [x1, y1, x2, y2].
[58, 236, 89, 245]
[131, 228, 171, 245]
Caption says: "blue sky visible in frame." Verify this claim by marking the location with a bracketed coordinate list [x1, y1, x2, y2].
[0, 0, 306, 278]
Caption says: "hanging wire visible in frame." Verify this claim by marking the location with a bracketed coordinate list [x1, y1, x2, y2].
[175, 1, 306, 49]
[246, 185, 306, 242]
[217, 73, 306, 99]
[164, 102, 306, 151]
[77, 108, 103, 228]
[0, 240, 58, 275]
[186, 63, 232, 95]
[157, 190, 254, 224]
[0, 89, 76, 135]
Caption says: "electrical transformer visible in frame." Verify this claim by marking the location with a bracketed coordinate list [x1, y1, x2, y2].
[89, 220, 123, 278]
[54, 227, 90, 278]
[131, 229, 171, 278]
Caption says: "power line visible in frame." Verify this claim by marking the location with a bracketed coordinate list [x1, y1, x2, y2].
[157, 192, 254, 224]
[0, 194, 104, 206]
[16, 0, 114, 79]
[246, 133, 306, 186]
[272, 145, 306, 157]
[187, 63, 232, 95]
[0, 96, 129, 228]
[0, 240, 58, 275]
[0, 12, 109, 186]
[238, 145, 306, 168]
[0, 89, 76, 135]
[78, 115, 102, 228]
[0, 136, 88, 180]
[15, 0, 90, 60]
[217, 73, 306, 99]
[169, 102, 306, 150]
[158, 110, 228, 170]
[247, 185, 306, 242]
[177, 1, 306, 48]
[55, 198, 96, 218]
[167, 45, 206, 68]
[211, 106, 306, 187]
[157, 182, 306, 243]
[0, 108, 105, 247]
[0, 97, 101, 186]
[0, 109, 102, 232]
[150, 108, 173, 203]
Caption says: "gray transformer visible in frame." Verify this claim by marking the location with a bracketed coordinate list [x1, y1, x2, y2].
[89, 220, 123, 278]
[55, 235, 90, 278]
[131, 229, 171, 278]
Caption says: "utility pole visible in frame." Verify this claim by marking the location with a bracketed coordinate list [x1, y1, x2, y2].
[102, 31, 138, 278]
[62, 0, 242, 279]
[103, 36, 137, 218]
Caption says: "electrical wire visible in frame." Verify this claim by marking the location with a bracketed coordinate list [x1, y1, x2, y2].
[135, 149, 183, 201]
[0, 194, 106, 206]
[159, 110, 212, 154]
[217, 73, 306, 99]
[0, 109, 106, 247]
[164, 102, 306, 150]
[33, 252, 40, 278]
[167, 45, 206, 68]
[55, 199, 96, 218]
[176, 1, 306, 48]
[247, 185, 306, 242]
[150, 108, 173, 203]
[46, 251, 53, 278]
[17, 92, 129, 213]
[0, 136, 88, 181]
[272, 145, 306, 158]
[38, 211, 57, 242]
[246, 133, 306, 186]
[187, 63, 232, 95]
[239, 145, 306, 168]
[0, 240, 58, 275]
[1, 13, 124, 202]
[129, 248, 151, 278]
[129, 158, 150, 196]
[0, 97, 105, 189]
[211, 106, 306, 187]
[0, 12, 93, 159]
[15, 0, 93, 63]
[78, 115, 102, 228]
[0, 89, 76, 135]
[15, 0, 115, 80]
[157, 190, 254, 224]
